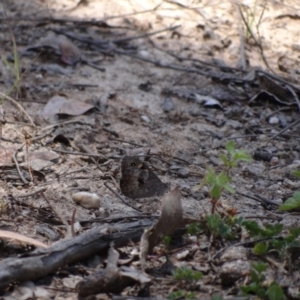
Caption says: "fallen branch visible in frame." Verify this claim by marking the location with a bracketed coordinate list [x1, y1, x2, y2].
[0, 219, 153, 292]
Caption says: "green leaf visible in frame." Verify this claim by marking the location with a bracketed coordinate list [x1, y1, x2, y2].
[252, 261, 267, 273]
[253, 242, 269, 255]
[291, 170, 300, 179]
[257, 287, 267, 298]
[289, 227, 300, 238]
[220, 154, 230, 166]
[167, 290, 185, 300]
[226, 140, 236, 155]
[187, 222, 203, 235]
[163, 236, 171, 245]
[267, 284, 284, 300]
[272, 239, 285, 250]
[250, 270, 260, 283]
[264, 223, 283, 236]
[233, 151, 252, 162]
[280, 192, 300, 211]
[193, 176, 207, 191]
[242, 220, 263, 237]
[223, 183, 235, 194]
[186, 292, 196, 299]
[216, 172, 232, 186]
[211, 184, 222, 200]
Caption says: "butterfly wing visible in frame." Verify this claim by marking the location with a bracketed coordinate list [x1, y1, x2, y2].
[120, 156, 169, 199]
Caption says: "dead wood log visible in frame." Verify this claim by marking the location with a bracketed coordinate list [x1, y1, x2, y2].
[0, 219, 153, 292]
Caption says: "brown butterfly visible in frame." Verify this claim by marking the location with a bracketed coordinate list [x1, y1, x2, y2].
[120, 156, 169, 199]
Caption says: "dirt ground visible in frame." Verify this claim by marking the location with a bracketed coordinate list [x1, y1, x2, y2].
[1, 0, 300, 299]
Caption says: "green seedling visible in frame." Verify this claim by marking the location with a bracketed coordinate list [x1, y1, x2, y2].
[242, 220, 283, 255]
[195, 141, 251, 213]
[167, 290, 195, 300]
[240, 262, 285, 300]
[163, 235, 172, 246]
[280, 191, 300, 211]
[169, 267, 202, 299]
[220, 140, 252, 170]
[187, 222, 204, 235]
[188, 215, 243, 241]
[173, 266, 202, 282]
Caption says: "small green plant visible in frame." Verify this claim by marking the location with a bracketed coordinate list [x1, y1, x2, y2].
[167, 290, 195, 300]
[211, 295, 223, 300]
[242, 219, 300, 265]
[240, 262, 284, 300]
[280, 191, 300, 211]
[163, 235, 172, 246]
[168, 267, 202, 300]
[173, 266, 202, 282]
[206, 214, 231, 239]
[195, 141, 251, 213]
[187, 222, 204, 235]
[242, 220, 283, 255]
[187, 215, 243, 241]
[279, 171, 300, 211]
[220, 140, 252, 170]
[1, 22, 21, 103]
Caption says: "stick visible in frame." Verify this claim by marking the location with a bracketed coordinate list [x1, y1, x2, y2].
[104, 182, 143, 213]
[0, 92, 36, 127]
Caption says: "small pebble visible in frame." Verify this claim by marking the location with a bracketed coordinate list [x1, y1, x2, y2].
[177, 168, 190, 178]
[162, 97, 175, 112]
[176, 249, 189, 260]
[141, 115, 151, 123]
[269, 116, 279, 124]
[72, 192, 101, 209]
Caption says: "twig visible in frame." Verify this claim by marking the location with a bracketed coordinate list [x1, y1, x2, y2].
[285, 85, 300, 111]
[112, 25, 181, 44]
[13, 143, 28, 184]
[265, 116, 300, 145]
[108, 137, 145, 147]
[71, 208, 76, 238]
[102, 127, 119, 137]
[235, 3, 246, 70]
[244, 215, 282, 221]
[38, 118, 92, 134]
[0, 92, 36, 127]
[211, 237, 279, 261]
[12, 129, 55, 183]
[17, 187, 47, 198]
[264, 256, 287, 274]
[238, 5, 274, 73]
[114, 50, 251, 84]
[52, 149, 106, 158]
[40, 191, 72, 237]
[104, 182, 143, 213]
[75, 141, 104, 171]
[236, 191, 279, 207]
[102, 2, 163, 21]
[257, 69, 300, 93]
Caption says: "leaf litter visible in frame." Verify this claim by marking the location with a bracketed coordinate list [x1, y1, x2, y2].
[1, 0, 300, 299]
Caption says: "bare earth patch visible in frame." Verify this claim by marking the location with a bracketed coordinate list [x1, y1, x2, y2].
[0, 0, 300, 299]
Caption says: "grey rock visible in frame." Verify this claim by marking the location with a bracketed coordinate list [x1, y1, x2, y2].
[162, 97, 175, 112]
[220, 260, 251, 285]
[220, 246, 247, 263]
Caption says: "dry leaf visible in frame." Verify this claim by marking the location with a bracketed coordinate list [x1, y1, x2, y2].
[26, 35, 81, 66]
[42, 95, 94, 119]
[140, 186, 183, 261]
